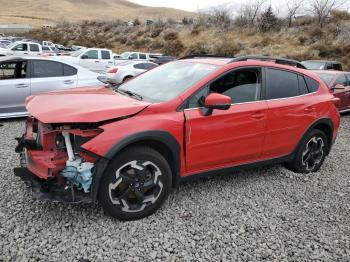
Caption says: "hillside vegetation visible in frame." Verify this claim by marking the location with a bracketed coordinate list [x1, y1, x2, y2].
[24, 8, 350, 69]
[0, 0, 193, 26]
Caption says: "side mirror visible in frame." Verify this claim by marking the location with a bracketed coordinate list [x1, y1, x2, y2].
[202, 93, 231, 115]
[332, 84, 345, 90]
[81, 54, 88, 59]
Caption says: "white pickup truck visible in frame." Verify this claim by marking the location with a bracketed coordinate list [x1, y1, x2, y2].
[0, 42, 42, 56]
[59, 48, 114, 73]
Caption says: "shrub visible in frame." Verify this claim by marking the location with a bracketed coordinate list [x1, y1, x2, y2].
[162, 39, 185, 56]
[184, 41, 211, 55]
[163, 31, 178, 41]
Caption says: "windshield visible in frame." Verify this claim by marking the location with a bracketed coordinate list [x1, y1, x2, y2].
[118, 61, 218, 102]
[302, 61, 326, 70]
[6, 42, 18, 49]
[71, 49, 85, 57]
[120, 52, 130, 59]
[314, 72, 335, 86]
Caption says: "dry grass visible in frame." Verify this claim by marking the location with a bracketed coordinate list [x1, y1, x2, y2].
[0, 0, 194, 26]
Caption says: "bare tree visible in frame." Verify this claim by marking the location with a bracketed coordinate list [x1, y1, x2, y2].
[286, 0, 304, 27]
[309, 0, 346, 27]
[209, 6, 232, 30]
[236, 0, 267, 27]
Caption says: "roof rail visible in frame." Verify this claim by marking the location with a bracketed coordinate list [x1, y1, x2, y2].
[179, 54, 233, 60]
[230, 55, 306, 69]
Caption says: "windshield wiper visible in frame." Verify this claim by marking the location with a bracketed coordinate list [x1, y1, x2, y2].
[117, 89, 143, 101]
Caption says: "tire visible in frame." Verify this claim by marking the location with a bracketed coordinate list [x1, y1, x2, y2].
[123, 76, 133, 82]
[98, 146, 172, 220]
[285, 129, 329, 173]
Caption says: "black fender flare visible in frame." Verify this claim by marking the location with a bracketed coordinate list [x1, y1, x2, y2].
[91, 131, 181, 201]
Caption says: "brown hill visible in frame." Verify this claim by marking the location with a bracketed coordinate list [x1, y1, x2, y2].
[0, 0, 194, 26]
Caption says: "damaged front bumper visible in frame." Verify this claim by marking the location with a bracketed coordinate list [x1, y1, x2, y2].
[14, 166, 93, 203]
[14, 117, 108, 204]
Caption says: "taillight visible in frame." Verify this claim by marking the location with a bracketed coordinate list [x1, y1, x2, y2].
[108, 68, 118, 74]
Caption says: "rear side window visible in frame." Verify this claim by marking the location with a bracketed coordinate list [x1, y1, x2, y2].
[32, 60, 64, 78]
[304, 76, 320, 92]
[101, 51, 111, 60]
[42, 46, 49, 51]
[139, 53, 147, 59]
[63, 65, 77, 76]
[266, 68, 299, 99]
[29, 44, 39, 52]
[134, 63, 145, 70]
[333, 63, 342, 71]
[143, 63, 157, 70]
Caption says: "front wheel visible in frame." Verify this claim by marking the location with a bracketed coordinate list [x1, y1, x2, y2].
[98, 146, 172, 220]
[285, 129, 329, 173]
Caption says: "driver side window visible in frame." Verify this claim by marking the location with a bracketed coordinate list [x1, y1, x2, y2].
[187, 67, 262, 108]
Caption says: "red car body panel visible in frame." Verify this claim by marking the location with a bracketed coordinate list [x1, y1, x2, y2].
[20, 59, 340, 185]
[313, 70, 350, 112]
[26, 87, 151, 123]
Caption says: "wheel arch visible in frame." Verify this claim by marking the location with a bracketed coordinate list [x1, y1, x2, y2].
[91, 131, 181, 201]
[297, 118, 334, 155]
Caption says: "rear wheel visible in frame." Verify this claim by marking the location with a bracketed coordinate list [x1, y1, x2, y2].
[285, 129, 328, 173]
[98, 146, 171, 220]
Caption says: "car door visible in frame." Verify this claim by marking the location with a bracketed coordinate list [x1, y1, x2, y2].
[100, 50, 114, 72]
[263, 68, 318, 159]
[30, 60, 77, 95]
[0, 60, 30, 116]
[10, 43, 29, 56]
[184, 67, 267, 174]
[331, 73, 350, 111]
[79, 50, 100, 72]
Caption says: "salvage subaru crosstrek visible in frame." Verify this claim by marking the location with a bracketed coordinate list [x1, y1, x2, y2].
[15, 55, 340, 220]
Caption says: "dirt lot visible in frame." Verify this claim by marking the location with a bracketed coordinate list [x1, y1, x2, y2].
[0, 115, 349, 261]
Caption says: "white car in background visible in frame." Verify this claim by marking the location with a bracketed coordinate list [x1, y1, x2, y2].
[106, 60, 158, 84]
[0, 42, 42, 57]
[60, 48, 114, 73]
[0, 56, 102, 118]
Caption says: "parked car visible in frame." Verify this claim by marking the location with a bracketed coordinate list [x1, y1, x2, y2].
[0, 56, 102, 118]
[313, 70, 350, 113]
[41, 41, 54, 47]
[0, 42, 42, 57]
[106, 60, 158, 84]
[14, 56, 340, 220]
[55, 44, 71, 51]
[60, 48, 114, 73]
[42, 46, 60, 55]
[302, 60, 343, 71]
[150, 55, 176, 65]
[115, 52, 153, 65]
[0, 39, 11, 48]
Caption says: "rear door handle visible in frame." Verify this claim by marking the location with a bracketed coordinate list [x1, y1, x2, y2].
[95, 60, 100, 63]
[304, 107, 315, 113]
[64, 80, 74, 85]
[23, 52, 28, 55]
[251, 112, 265, 119]
[15, 83, 28, 88]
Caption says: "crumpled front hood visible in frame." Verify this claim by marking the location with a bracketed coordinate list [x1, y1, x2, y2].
[26, 87, 151, 123]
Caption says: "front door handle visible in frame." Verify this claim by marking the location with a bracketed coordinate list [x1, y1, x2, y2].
[15, 83, 28, 88]
[95, 60, 100, 63]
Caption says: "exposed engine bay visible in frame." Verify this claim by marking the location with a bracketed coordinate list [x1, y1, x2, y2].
[14, 117, 103, 203]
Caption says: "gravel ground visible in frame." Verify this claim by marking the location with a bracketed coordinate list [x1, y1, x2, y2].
[0, 116, 350, 262]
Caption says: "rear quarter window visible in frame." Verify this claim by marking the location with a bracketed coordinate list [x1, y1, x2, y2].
[63, 65, 77, 76]
[305, 76, 320, 93]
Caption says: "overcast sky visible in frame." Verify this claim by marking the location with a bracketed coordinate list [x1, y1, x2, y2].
[129, 0, 350, 13]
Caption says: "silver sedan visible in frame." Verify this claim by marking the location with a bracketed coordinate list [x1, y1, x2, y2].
[0, 56, 102, 118]
[106, 60, 158, 84]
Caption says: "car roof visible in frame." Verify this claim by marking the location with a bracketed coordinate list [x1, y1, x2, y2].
[303, 60, 340, 63]
[312, 70, 344, 75]
[180, 58, 233, 66]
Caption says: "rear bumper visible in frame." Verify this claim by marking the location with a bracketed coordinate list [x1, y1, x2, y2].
[14, 167, 93, 203]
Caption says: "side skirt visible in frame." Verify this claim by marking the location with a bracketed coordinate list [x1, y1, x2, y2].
[179, 154, 294, 183]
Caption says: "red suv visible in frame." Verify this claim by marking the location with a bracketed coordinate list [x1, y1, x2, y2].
[15, 56, 340, 220]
